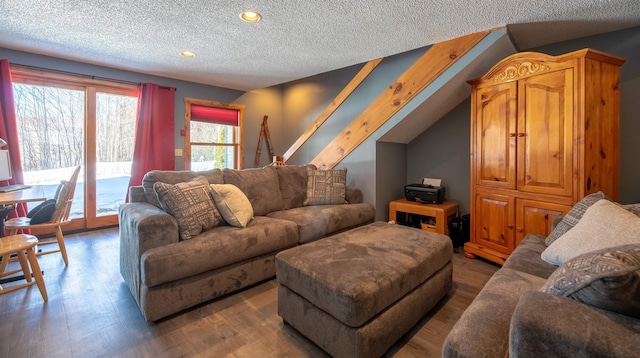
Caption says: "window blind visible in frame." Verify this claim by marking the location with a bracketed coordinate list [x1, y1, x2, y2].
[191, 105, 239, 126]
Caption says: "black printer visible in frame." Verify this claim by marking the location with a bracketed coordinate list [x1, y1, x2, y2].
[405, 184, 445, 204]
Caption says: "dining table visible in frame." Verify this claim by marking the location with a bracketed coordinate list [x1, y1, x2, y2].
[0, 185, 46, 285]
[0, 185, 46, 235]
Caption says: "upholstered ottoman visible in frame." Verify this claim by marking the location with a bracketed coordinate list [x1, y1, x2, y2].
[275, 221, 453, 357]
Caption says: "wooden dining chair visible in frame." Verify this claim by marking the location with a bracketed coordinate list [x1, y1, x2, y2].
[5, 166, 81, 266]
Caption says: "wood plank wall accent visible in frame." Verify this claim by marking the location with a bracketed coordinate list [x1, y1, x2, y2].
[310, 30, 491, 169]
[281, 58, 383, 162]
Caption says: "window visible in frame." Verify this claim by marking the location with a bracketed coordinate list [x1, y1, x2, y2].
[184, 98, 245, 170]
[11, 65, 138, 229]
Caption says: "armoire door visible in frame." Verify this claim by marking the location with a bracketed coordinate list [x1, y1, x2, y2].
[474, 82, 517, 189]
[515, 199, 570, 246]
[517, 68, 574, 197]
[474, 192, 515, 255]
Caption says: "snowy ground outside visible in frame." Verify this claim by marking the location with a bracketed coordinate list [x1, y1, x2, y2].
[22, 161, 221, 217]
[23, 162, 132, 217]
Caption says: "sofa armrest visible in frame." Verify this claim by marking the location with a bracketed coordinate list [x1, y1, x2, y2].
[118, 202, 179, 303]
[128, 185, 147, 203]
[510, 291, 640, 358]
[346, 186, 363, 204]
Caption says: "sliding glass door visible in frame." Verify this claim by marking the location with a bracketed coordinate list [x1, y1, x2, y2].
[11, 66, 138, 229]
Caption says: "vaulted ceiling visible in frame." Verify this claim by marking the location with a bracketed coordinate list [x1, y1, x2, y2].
[1, 1, 639, 91]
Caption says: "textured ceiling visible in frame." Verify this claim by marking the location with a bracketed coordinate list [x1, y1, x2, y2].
[1, 1, 639, 91]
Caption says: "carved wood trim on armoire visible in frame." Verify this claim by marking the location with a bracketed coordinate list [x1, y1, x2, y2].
[464, 48, 625, 265]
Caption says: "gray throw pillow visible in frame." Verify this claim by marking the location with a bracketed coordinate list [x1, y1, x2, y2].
[304, 168, 348, 206]
[541, 243, 640, 318]
[142, 169, 224, 208]
[622, 203, 640, 217]
[154, 176, 222, 240]
[545, 191, 608, 246]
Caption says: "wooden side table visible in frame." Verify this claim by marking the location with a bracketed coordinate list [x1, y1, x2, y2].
[389, 198, 459, 235]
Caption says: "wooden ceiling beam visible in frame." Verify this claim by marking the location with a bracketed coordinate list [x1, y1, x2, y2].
[310, 30, 491, 169]
[281, 58, 383, 162]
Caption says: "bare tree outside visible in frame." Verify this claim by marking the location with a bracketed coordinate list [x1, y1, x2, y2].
[13, 85, 84, 171]
[96, 92, 137, 170]
[12, 83, 137, 217]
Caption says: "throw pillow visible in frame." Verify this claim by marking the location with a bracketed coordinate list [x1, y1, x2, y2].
[26, 199, 57, 224]
[54, 180, 72, 209]
[545, 191, 608, 246]
[142, 169, 223, 208]
[153, 176, 222, 240]
[541, 199, 640, 265]
[541, 243, 640, 318]
[622, 203, 640, 218]
[304, 168, 348, 206]
[210, 184, 254, 228]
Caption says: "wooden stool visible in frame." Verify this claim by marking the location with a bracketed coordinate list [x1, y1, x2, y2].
[0, 234, 48, 301]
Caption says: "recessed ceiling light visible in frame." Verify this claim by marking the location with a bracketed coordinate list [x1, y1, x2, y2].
[240, 10, 261, 23]
[181, 51, 196, 58]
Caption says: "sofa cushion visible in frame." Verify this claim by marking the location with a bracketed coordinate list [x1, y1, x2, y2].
[510, 291, 640, 358]
[304, 168, 348, 206]
[545, 191, 607, 246]
[541, 243, 640, 318]
[153, 176, 223, 240]
[267, 202, 375, 244]
[210, 184, 254, 228]
[141, 216, 299, 287]
[275, 164, 316, 209]
[223, 167, 283, 216]
[142, 169, 224, 208]
[502, 234, 558, 279]
[541, 199, 640, 265]
[442, 268, 547, 358]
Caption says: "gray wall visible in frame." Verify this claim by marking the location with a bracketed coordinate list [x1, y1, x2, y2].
[407, 100, 471, 213]
[236, 87, 286, 168]
[282, 47, 427, 220]
[406, 25, 640, 213]
[376, 142, 407, 221]
[3, 24, 639, 214]
[0, 47, 284, 170]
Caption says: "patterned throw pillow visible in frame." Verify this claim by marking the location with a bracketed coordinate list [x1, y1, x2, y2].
[210, 184, 254, 228]
[541, 243, 640, 318]
[545, 191, 608, 246]
[154, 176, 222, 240]
[304, 168, 348, 206]
[142, 169, 223, 208]
[622, 203, 640, 217]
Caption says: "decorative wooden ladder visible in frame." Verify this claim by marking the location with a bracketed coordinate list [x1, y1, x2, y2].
[255, 115, 274, 165]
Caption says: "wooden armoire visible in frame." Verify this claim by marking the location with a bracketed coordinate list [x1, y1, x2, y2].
[465, 49, 625, 265]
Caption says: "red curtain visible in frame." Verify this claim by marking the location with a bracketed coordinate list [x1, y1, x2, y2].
[0, 59, 29, 232]
[127, 83, 176, 190]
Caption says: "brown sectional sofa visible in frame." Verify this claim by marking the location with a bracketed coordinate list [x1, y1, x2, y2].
[119, 165, 375, 322]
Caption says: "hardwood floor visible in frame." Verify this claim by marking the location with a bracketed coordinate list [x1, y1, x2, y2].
[0, 228, 499, 357]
